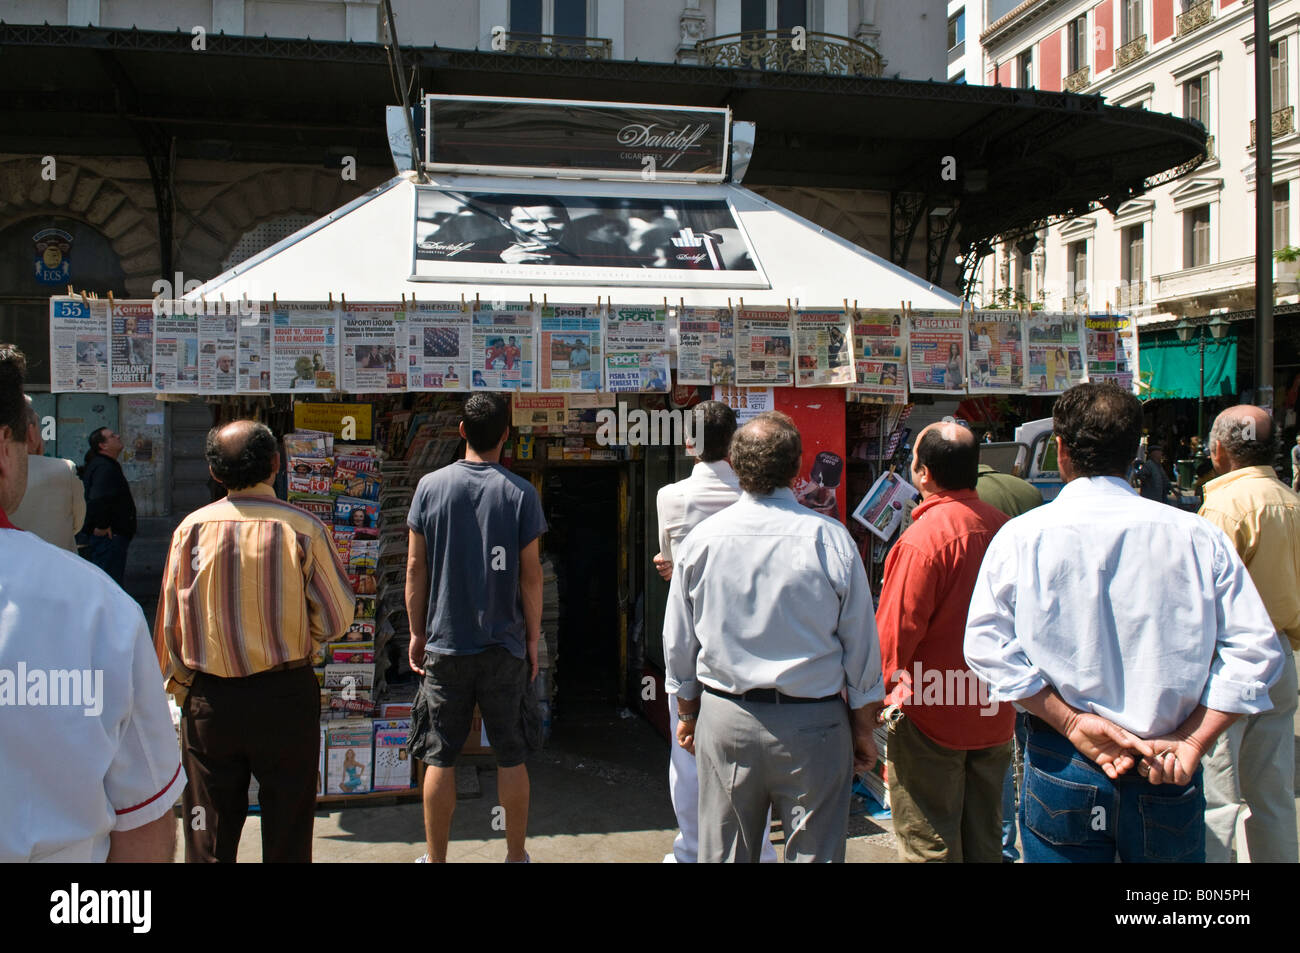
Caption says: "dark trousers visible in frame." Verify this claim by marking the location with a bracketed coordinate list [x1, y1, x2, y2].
[181, 665, 320, 863]
[83, 533, 130, 585]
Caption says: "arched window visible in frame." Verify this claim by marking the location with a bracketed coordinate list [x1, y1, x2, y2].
[222, 215, 319, 273]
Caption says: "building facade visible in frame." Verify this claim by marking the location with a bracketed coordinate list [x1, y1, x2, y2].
[969, 0, 1298, 337]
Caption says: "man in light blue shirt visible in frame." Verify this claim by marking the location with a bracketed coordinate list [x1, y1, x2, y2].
[664, 411, 883, 862]
[965, 383, 1282, 863]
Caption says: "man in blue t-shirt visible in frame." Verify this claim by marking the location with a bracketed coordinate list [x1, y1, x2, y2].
[406, 392, 546, 863]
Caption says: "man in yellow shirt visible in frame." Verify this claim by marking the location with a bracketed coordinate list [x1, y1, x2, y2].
[156, 420, 354, 862]
[1199, 406, 1300, 863]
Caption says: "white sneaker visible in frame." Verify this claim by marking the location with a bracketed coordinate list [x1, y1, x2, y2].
[505, 852, 531, 863]
[414, 853, 431, 863]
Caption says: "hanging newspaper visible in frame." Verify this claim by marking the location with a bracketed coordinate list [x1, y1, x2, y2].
[271, 302, 338, 392]
[604, 305, 670, 393]
[735, 306, 793, 386]
[1084, 313, 1140, 393]
[850, 308, 907, 403]
[237, 304, 271, 393]
[49, 296, 108, 393]
[341, 303, 404, 393]
[907, 310, 966, 394]
[108, 299, 155, 392]
[852, 470, 921, 542]
[197, 305, 239, 394]
[1026, 312, 1086, 395]
[152, 307, 200, 393]
[539, 303, 603, 392]
[677, 306, 737, 385]
[965, 310, 1027, 394]
[407, 301, 471, 391]
[471, 307, 536, 391]
[795, 308, 855, 387]
[712, 385, 774, 425]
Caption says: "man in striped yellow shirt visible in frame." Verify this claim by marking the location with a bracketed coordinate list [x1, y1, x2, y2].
[156, 420, 353, 862]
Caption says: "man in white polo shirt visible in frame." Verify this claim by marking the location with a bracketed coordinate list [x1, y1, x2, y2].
[0, 344, 183, 862]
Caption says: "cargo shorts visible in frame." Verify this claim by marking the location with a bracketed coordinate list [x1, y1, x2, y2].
[409, 646, 540, 769]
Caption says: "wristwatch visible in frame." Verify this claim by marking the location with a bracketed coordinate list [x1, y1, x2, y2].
[677, 710, 698, 723]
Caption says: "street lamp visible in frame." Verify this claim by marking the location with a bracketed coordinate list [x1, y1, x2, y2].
[1175, 315, 1230, 448]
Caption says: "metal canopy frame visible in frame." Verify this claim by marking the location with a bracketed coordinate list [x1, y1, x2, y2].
[0, 23, 1207, 290]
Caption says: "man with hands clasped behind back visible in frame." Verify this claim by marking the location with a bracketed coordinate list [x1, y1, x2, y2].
[965, 383, 1282, 863]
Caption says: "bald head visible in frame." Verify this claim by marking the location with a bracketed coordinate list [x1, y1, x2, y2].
[730, 411, 802, 495]
[205, 419, 279, 490]
[1208, 405, 1273, 473]
[912, 420, 979, 496]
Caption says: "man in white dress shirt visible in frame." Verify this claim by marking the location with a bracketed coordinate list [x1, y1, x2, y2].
[965, 383, 1282, 863]
[0, 344, 183, 862]
[664, 411, 883, 862]
[10, 401, 85, 551]
[654, 400, 776, 863]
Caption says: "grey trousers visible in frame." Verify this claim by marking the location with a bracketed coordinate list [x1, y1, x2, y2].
[695, 691, 852, 863]
[1203, 635, 1299, 863]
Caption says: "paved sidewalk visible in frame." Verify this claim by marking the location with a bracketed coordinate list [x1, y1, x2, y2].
[171, 706, 900, 862]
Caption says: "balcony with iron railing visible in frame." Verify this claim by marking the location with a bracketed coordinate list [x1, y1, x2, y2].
[1176, 0, 1213, 38]
[1250, 105, 1296, 146]
[1115, 34, 1148, 69]
[503, 32, 612, 59]
[693, 30, 883, 77]
[1064, 65, 1090, 92]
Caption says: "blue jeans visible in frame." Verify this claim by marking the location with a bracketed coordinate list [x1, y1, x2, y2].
[1021, 717, 1205, 863]
[1001, 712, 1029, 861]
[83, 533, 130, 586]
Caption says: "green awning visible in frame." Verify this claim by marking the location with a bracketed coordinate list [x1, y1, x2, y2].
[1138, 328, 1237, 400]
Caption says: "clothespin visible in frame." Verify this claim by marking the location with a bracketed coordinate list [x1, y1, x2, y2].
[328, 292, 333, 306]
[854, 299, 859, 312]
[475, 292, 480, 310]
[67, 285, 74, 297]
[843, 298, 849, 313]
[529, 293, 534, 308]
[341, 293, 347, 309]
[663, 296, 669, 313]
[786, 298, 792, 312]
[401, 293, 406, 306]
[739, 297, 745, 310]
[272, 292, 278, 305]
[107, 291, 114, 306]
[543, 293, 548, 309]
[727, 297, 732, 310]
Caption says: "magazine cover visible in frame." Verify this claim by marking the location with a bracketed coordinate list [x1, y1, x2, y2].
[288, 493, 334, 523]
[325, 719, 373, 795]
[334, 496, 380, 528]
[344, 619, 376, 642]
[288, 455, 334, 495]
[372, 719, 414, 791]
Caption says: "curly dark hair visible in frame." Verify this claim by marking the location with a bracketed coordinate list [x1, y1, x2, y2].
[206, 420, 278, 490]
[0, 344, 29, 445]
[1052, 382, 1142, 478]
[731, 411, 802, 495]
[1209, 410, 1274, 467]
[462, 392, 510, 452]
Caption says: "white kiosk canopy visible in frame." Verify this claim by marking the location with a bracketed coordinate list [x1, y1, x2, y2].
[191, 172, 960, 310]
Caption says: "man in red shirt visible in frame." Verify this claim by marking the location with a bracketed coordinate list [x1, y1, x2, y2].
[876, 420, 1014, 862]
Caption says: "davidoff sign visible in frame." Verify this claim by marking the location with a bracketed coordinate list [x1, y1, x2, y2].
[425, 95, 730, 182]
